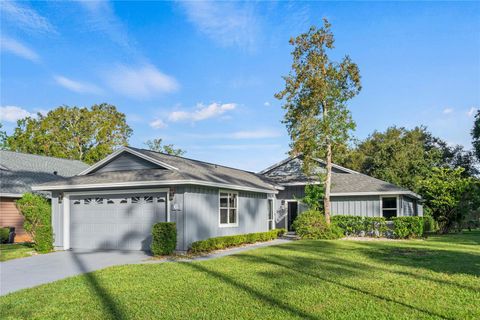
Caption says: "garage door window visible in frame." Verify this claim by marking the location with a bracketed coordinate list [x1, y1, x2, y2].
[84, 198, 92, 205]
[219, 191, 238, 227]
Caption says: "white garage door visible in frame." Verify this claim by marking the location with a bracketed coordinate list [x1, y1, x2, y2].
[70, 192, 167, 251]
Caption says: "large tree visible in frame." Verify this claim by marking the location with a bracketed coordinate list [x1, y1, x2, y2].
[342, 126, 478, 192]
[7, 103, 132, 164]
[275, 19, 361, 224]
[145, 138, 186, 156]
[473, 110, 480, 161]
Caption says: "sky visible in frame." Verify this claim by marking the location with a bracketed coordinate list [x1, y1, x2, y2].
[1, 1, 479, 172]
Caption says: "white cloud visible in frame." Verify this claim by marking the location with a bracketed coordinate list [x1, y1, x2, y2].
[467, 107, 478, 117]
[149, 119, 167, 129]
[168, 103, 236, 122]
[1, 0, 56, 34]
[0, 106, 34, 122]
[443, 108, 453, 114]
[0, 36, 40, 62]
[54, 75, 103, 94]
[104, 64, 178, 99]
[264, 101, 270, 107]
[180, 1, 259, 51]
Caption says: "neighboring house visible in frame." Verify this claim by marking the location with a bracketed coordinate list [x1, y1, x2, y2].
[0, 151, 89, 242]
[260, 156, 423, 231]
[33, 147, 421, 252]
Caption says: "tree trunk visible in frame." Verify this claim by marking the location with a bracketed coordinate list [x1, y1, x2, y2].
[324, 141, 332, 225]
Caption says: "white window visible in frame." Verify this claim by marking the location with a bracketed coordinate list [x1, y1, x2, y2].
[219, 191, 238, 227]
[381, 196, 398, 219]
[268, 199, 274, 230]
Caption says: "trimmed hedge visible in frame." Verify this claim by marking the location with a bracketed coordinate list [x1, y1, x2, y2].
[331, 216, 388, 237]
[332, 215, 427, 239]
[292, 210, 343, 240]
[189, 229, 286, 254]
[391, 217, 424, 239]
[151, 222, 177, 256]
[0, 227, 9, 244]
[15, 193, 52, 253]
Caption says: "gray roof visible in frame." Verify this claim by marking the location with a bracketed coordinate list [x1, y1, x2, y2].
[260, 156, 416, 196]
[34, 147, 279, 192]
[0, 151, 89, 196]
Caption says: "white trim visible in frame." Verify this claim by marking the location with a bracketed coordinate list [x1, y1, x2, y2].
[0, 193, 24, 198]
[63, 194, 70, 250]
[32, 180, 277, 194]
[64, 188, 169, 196]
[218, 190, 239, 228]
[78, 147, 179, 175]
[267, 198, 275, 230]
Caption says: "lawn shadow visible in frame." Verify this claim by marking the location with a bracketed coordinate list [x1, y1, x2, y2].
[70, 252, 127, 320]
[234, 252, 453, 320]
[183, 261, 323, 320]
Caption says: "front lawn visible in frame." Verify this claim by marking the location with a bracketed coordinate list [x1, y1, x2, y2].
[0, 243, 35, 262]
[1, 231, 479, 319]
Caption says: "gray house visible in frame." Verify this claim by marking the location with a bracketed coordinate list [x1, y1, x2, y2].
[260, 156, 423, 231]
[33, 147, 421, 252]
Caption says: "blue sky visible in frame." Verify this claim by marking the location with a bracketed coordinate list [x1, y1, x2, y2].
[1, 1, 479, 171]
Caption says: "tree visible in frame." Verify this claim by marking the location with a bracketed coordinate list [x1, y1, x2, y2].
[7, 104, 132, 164]
[276, 19, 361, 224]
[473, 110, 480, 161]
[417, 167, 473, 233]
[301, 184, 324, 211]
[342, 126, 478, 192]
[0, 123, 7, 150]
[145, 138, 186, 156]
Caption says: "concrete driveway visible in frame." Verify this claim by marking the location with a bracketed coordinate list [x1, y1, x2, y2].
[0, 250, 151, 296]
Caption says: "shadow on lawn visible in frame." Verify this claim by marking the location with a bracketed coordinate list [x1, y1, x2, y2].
[184, 261, 322, 320]
[70, 253, 126, 320]
[235, 252, 453, 320]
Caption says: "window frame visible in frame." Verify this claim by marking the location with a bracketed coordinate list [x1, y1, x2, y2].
[380, 195, 399, 219]
[267, 198, 275, 230]
[219, 190, 239, 228]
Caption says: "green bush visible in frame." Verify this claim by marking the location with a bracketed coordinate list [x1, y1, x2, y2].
[189, 229, 285, 253]
[292, 210, 343, 240]
[392, 217, 424, 239]
[15, 193, 52, 253]
[0, 227, 10, 244]
[151, 222, 177, 256]
[423, 215, 438, 234]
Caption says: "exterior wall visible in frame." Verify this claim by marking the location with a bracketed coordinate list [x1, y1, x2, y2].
[94, 153, 161, 173]
[180, 186, 270, 251]
[51, 192, 63, 248]
[0, 197, 31, 242]
[331, 196, 381, 217]
[274, 186, 308, 230]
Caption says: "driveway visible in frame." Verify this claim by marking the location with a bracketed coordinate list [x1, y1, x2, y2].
[0, 250, 150, 296]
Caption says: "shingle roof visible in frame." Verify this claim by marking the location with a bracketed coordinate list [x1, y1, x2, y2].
[260, 156, 416, 196]
[33, 147, 279, 192]
[0, 151, 89, 195]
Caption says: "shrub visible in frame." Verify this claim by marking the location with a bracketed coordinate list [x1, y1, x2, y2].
[189, 229, 284, 253]
[151, 222, 177, 255]
[15, 193, 52, 253]
[423, 215, 438, 234]
[292, 210, 343, 240]
[392, 217, 424, 239]
[0, 227, 10, 244]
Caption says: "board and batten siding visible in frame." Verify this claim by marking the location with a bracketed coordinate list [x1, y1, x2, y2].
[331, 196, 381, 217]
[51, 192, 63, 248]
[93, 153, 161, 173]
[180, 186, 269, 251]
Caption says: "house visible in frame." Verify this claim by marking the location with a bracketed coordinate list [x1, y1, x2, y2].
[0, 151, 89, 242]
[33, 147, 421, 252]
[259, 156, 423, 231]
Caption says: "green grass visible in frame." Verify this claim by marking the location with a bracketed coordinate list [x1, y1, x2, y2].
[1, 231, 479, 319]
[0, 243, 35, 262]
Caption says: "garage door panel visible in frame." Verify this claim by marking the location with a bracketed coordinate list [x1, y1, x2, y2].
[70, 192, 167, 251]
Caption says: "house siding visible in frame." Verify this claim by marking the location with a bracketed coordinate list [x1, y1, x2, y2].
[51, 192, 63, 248]
[180, 186, 269, 251]
[0, 197, 31, 242]
[93, 153, 161, 173]
[331, 196, 382, 217]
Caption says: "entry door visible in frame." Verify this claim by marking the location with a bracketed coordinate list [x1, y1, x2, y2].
[287, 202, 298, 231]
[70, 192, 167, 251]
